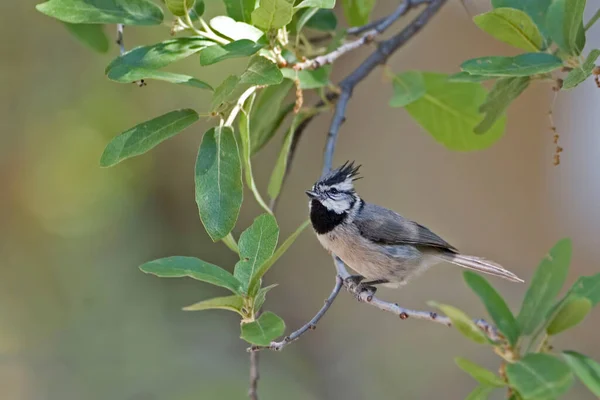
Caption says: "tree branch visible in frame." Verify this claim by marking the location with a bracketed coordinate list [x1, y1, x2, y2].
[248, 351, 260, 400]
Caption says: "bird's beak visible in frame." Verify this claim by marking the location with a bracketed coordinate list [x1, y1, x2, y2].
[305, 190, 317, 199]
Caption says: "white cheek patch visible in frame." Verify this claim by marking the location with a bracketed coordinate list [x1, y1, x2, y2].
[321, 197, 351, 214]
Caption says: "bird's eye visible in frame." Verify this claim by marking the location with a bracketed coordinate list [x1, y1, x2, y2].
[330, 188, 339, 194]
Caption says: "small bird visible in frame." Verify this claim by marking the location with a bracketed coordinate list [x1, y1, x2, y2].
[307, 162, 523, 294]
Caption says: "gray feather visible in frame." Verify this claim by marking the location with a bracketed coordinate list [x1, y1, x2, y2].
[354, 203, 457, 251]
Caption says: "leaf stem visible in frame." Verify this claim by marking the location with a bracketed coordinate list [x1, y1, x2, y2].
[225, 86, 259, 127]
[222, 233, 239, 253]
[181, 12, 228, 45]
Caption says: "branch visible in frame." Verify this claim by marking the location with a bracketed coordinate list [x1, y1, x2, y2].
[248, 351, 260, 400]
[249, 275, 343, 352]
[293, 0, 427, 71]
[116, 24, 146, 87]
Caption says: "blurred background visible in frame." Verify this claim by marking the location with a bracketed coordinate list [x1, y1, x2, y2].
[2, 1, 600, 399]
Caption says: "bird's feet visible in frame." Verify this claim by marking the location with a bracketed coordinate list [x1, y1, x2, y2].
[343, 275, 377, 302]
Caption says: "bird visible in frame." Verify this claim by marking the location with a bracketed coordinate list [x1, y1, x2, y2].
[306, 161, 523, 295]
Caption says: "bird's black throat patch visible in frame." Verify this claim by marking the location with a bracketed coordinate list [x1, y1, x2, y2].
[310, 199, 348, 234]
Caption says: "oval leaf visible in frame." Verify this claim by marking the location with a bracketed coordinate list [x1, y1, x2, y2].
[429, 302, 489, 344]
[389, 71, 426, 108]
[182, 294, 244, 315]
[100, 109, 199, 167]
[240, 311, 285, 346]
[506, 354, 574, 399]
[566, 272, 600, 306]
[563, 49, 600, 89]
[222, 0, 255, 23]
[463, 271, 520, 346]
[195, 126, 243, 241]
[165, 0, 195, 16]
[63, 23, 109, 53]
[455, 357, 507, 387]
[404, 73, 505, 151]
[240, 56, 283, 86]
[251, 0, 293, 31]
[234, 214, 279, 294]
[562, 351, 600, 397]
[461, 53, 563, 76]
[36, 0, 164, 25]
[475, 77, 530, 134]
[200, 39, 264, 66]
[140, 256, 241, 294]
[546, 0, 586, 56]
[474, 8, 544, 51]
[106, 38, 214, 73]
[342, 0, 375, 26]
[249, 219, 310, 294]
[517, 238, 572, 335]
[492, 0, 553, 42]
[107, 67, 212, 89]
[210, 16, 264, 41]
[546, 297, 591, 335]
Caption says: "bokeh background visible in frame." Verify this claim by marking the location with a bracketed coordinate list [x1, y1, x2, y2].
[2, 1, 600, 399]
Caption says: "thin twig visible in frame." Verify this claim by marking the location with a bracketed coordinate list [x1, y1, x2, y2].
[249, 275, 344, 352]
[294, 0, 427, 71]
[248, 342, 260, 400]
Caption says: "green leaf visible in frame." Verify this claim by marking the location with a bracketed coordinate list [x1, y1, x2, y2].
[268, 112, 314, 200]
[563, 49, 600, 89]
[455, 357, 507, 387]
[200, 39, 264, 66]
[585, 8, 600, 31]
[210, 16, 264, 41]
[428, 302, 489, 344]
[188, 0, 205, 20]
[461, 53, 563, 76]
[295, 0, 335, 9]
[465, 386, 495, 400]
[63, 23, 109, 53]
[251, 0, 293, 31]
[447, 72, 494, 83]
[36, 0, 164, 25]
[165, 0, 195, 16]
[492, 0, 553, 42]
[248, 81, 294, 154]
[388, 71, 426, 108]
[463, 271, 520, 346]
[222, 0, 256, 23]
[506, 354, 574, 399]
[234, 214, 279, 294]
[106, 38, 214, 72]
[473, 8, 544, 51]
[239, 93, 271, 213]
[195, 126, 243, 241]
[107, 67, 212, 89]
[240, 311, 285, 346]
[546, 297, 591, 335]
[475, 77, 530, 134]
[404, 73, 506, 151]
[281, 67, 330, 89]
[248, 219, 310, 294]
[100, 109, 199, 167]
[517, 238, 572, 335]
[566, 273, 600, 306]
[546, 0, 586, 56]
[342, 0, 375, 26]
[240, 56, 284, 86]
[254, 284, 278, 311]
[182, 294, 244, 315]
[304, 9, 337, 31]
[562, 351, 600, 397]
[139, 256, 241, 294]
[211, 75, 244, 112]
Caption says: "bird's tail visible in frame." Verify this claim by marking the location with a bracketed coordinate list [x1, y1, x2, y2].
[437, 253, 524, 283]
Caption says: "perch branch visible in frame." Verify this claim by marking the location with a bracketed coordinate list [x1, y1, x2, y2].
[293, 0, 429, 71]
[248, 350, 260, 400]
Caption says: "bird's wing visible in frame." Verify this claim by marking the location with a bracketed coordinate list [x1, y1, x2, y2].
[354, 203, 457, 252]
